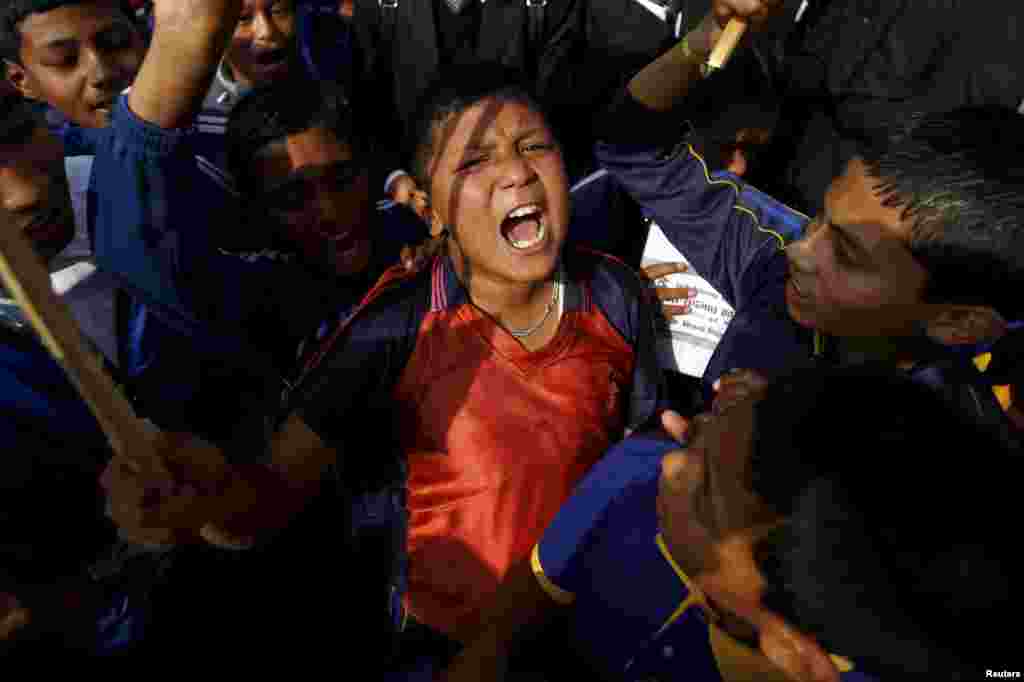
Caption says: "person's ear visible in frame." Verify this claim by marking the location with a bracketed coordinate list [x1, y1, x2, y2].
[759, 616, 842, 682]
[924, 305, 1008, 346]
[5, 60, 39, 101]
[725, 147, 748, 177]
[429, 204, 448, 239]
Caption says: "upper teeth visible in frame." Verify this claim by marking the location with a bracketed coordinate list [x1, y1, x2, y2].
[508, 204, 541, 219]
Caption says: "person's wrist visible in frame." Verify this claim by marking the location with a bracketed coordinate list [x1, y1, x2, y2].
[687, 13, 718, 56]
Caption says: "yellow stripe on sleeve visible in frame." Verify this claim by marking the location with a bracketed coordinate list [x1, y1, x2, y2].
[530, 545, 576, 605]
[974, 353, 1013, 410]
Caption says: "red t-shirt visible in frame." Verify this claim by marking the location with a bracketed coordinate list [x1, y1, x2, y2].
[396, 258, 636, 635]
[294, 249, 664, 639]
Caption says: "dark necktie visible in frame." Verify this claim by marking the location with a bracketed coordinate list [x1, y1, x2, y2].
[444, 0, 472, 15]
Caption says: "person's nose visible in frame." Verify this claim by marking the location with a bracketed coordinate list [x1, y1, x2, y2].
[86, 48, 124, 93]
[253, 13, 284, 45]
[496, 152, 537, 190]
[314, 187, 344, 228]
[784, 224, 823, 274]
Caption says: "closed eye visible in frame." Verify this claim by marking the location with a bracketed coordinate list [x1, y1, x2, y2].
[457, 156, 487, 172]
[42, 51, 78, 69]
[98, 24, 135, 51]
[831, 226, 861, 266]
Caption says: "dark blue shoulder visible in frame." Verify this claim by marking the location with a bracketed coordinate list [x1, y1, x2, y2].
[567, 246, 648, 344]
[298, 262, 433, 387]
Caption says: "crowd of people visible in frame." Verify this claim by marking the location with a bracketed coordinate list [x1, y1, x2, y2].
[1, 0, 1022, 679]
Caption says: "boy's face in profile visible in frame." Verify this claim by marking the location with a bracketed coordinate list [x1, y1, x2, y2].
[656, 384, 845, 682]
[5, 0, 144, 129]
[252, 126, 373, 277]
[226, 0, 298, 88]
[0, 121, 75, 264]
[783, 157, 932, 337]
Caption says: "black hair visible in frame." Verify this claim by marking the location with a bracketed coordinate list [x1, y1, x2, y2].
[0, 0, 135, 63]
[858, 107, 1024, 321]
[0, 91, 40, 144]
[749, 363, 1018, 679]
[404, 61, 553, 191]
[225, 75, 359, 197]
[686, 50, 780, 177]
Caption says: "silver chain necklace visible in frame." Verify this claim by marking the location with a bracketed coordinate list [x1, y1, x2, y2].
[507, 277, 559, 339]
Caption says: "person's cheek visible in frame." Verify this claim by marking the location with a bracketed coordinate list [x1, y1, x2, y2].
[820, 262, 883, 313]
[120, 49, 144, 81]
[279, 17, 297, 41]
[228, 34, 254, 71]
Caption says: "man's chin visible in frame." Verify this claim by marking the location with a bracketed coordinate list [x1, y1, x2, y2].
[79, 108, 112, 129]
[329, 239, 372, 277]
[785, 299, 819, 330]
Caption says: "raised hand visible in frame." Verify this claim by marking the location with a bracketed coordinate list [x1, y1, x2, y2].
[130, 0, 245, 128]
[100, 432, 229, 547]
[691, 0, 786, 54]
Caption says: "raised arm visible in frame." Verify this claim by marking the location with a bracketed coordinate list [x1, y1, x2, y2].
[128, 0, 243, 129]
[593, 1, 788, 311]
[103, 284, 417, 548]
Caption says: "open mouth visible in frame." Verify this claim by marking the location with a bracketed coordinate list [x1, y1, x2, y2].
[319, 220, 369, 256]
[92, 100, 113, 117]
[327, 230, 362, 256]
[500, 203, 547, 251]
[253, 47, 290, 67]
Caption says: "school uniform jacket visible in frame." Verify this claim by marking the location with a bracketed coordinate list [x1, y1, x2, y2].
[532, 435, 878, 682]
[290, 247, 666, 638]
[89, 96, 426, 452]
[0, 325, 147, 654]
[592, 87, 1016, 440]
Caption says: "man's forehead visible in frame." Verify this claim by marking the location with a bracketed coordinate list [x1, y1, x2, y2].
[244, 0, 289, 10]
[19, 1, 127, 46]
[827, 157, 911, 247]
[450, 99, 545, 143]
[253, 129, 354, 182]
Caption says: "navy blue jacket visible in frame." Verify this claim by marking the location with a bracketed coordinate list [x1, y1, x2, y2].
[594, 92, 814, 386]
[593, 89, 1015, 439]
[89, 96, 426, 452]
[0, 325, 149, 654]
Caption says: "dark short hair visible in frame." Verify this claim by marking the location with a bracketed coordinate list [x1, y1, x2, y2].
[0, 91, 40, 144]
[405, 61, 553, 190]
[0, 0, 135, 63]
[226, 76, 358, 197]
[686, 50, 779, 175]
[859, 107, 1024, 321]
[749, 363, 1018, 678]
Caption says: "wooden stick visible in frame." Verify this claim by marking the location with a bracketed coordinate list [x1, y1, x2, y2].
[706, 17, 748, 73]
[0, 225, 159, 475]
[0, 221, 250, 550]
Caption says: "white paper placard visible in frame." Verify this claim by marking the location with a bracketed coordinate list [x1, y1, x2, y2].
[642, 221, 735, 378]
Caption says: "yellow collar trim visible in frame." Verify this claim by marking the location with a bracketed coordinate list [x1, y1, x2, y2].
[655, 533, 714, 635]
[655, 534, 855, 675]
